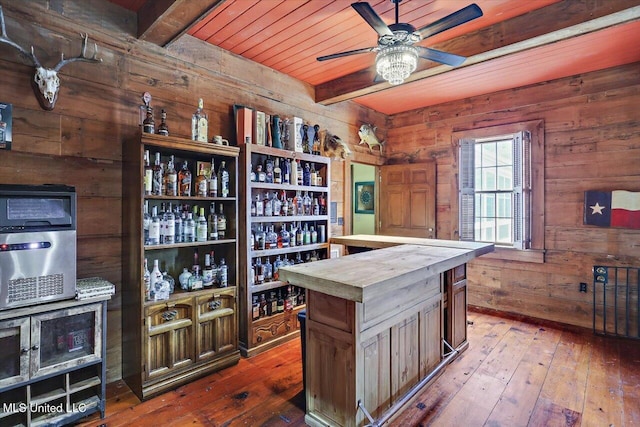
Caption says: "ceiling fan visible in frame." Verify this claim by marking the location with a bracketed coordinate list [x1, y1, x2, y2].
[317, 1, 483, 85]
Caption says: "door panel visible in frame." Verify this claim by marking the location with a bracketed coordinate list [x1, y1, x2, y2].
[379, 162, 436, 238]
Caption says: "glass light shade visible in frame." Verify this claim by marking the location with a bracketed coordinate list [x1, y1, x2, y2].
[375, 45, 419, 85]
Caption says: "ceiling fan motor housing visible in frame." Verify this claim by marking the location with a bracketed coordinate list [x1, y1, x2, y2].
[380, 23, 421, 46]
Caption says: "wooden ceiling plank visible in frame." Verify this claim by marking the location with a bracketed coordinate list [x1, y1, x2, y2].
[315, 0, 640, 106]
[138, 0, 226, 47]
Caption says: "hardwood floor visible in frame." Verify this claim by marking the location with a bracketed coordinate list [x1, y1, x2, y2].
[78, 311, 640, 427]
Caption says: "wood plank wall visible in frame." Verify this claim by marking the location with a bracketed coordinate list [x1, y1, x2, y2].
[0, 0, 385, 382]
[387, 62, 640, 329]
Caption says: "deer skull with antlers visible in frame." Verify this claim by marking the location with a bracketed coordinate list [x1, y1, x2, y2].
[0, 6, 102, 110]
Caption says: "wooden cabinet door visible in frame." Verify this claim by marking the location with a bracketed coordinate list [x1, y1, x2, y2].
[145, 299, 194, 380]
[379, 162, 436, 238]
[446, 265, 468, 351]
[196, 290, 237, 361]
[0, 317, 30, 388]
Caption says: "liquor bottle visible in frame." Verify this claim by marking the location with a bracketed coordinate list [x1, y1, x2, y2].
[256, 164, 266, 183]
[196, 207, 208, 242]
[143, 201, 150, 245]
[303, 191, 312, 215]
[304, 223, 311, 245]
[191, 98, 208, 142]
[256, 194, 264, 217]
[217, 258, 228, 287]
[202, 253, 214, 287]
[164, 155, 178, 196]
[252, 296, 260, 320]
[208, 158, 218, 197]
[281, 195, 289, 217]
[269, 292, 278, 316]
[219, 160, 229, 197]
[249, 162, 256, 182]
[249, 259, 256, 286]
[310, 163, 317, 186]
[184, 212, 195, 242]
[188, 265, 203, 291]
[149, 205, 160, 245]
[256, 224, 266, 250]
[313, 196, 320, 216]
[264, 156, 274, 183]
[303, 162, 311, 186]
[280, 226, 290, 248]
[277, 290, 285, 313]
[152, 152, 163, 196]
[271, 115, 282, 149]
[267, 225, 278, 249]
[273, 158, 282, 184]
[311, 226, 318, 244]
[272, 191, 282, 216]
[157, 109, 169, 136]
[255, 258, 264, 284]
[264, 257, 273, 282]
[158, 202, 167, 244]
[143, 150, 153, 196]
[174, 205, 183, 243]
[208, 203, 218, 240]
[150, 259, 163, 300]
[318, 193, 326, 215]
[178, 161, 192, 197]
[284, 285, 294, 310]
[259, 294, 268, 318]
[196, 163, 208, 197]
[164, 203, 175, 244]
[296, 160, 303, 186]
[289, 223, 297, 248]
[143, 106, 155, 134]
[273, 255, 282, 280]
[296, 224, 303, 246]
[250, 197, 256, 217]
[264, 192, 273, 217]
[143, 258, 151, 301]
[217, 204, 227, 239]
[282, 158, 291, 184]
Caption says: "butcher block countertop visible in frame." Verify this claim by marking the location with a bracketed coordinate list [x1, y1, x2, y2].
[278, 237, 494, 304]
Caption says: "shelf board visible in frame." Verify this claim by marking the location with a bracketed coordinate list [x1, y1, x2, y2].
[245, 144, 328, 164]
[251, 243, 329, 258]
[31, 395, 100, 427]
[30, 387, 67, 406]
[249, 182, 328, 193]
[145, 238, 236, 250]
[142, 133, 240, 157]
[145, 195, 237, 202]
[251, 280, 286, 293]
[251, 215, 328, 223]
[144, 285, 236, 307]
[251, 305, 305, 325]
[69, 376, 101, 393]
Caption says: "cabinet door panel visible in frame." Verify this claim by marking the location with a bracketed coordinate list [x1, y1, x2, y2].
[196, 292, 236, 360]
[0, 317, 30, 388]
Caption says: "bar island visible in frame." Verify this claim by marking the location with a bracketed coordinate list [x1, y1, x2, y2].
[278, 235, 493, 427]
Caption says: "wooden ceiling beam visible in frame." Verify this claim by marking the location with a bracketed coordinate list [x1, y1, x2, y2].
[137, 0, 224, 47]
[315, 0, 640, 106]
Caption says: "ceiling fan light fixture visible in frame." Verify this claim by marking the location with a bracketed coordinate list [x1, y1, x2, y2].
[375, 45, 418, 85]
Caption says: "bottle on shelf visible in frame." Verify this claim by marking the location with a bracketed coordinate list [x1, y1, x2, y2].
[157, 109, 169, 136]
[178, 161, 192, 197]
[152, 152, 163, 196]
[217, 258, 228, 287]
[149, 205, 160, 245]
[209, 158, 218, 197]
[203, 253, 214, 287]
[196, 207, 208, 242]
[219, 160, 230, 197]
[143, 150, 152, 196]
[256, 224, 266, 250]
[195, 163, 208, 197]
[264, 257, 273, 282]
[255, 193, 264, 217]
[303, 191, 312, 215]
[282, 158, 291, 184]
[208, 203, 218, 241]
[143, 106, 155, 134]
[259, 294, 267, 318]
[188, 265, 203, 291]
[143, 201, 151, 245]
[312, 124, 321, 155]
[264, 156, 274, 183]
[274, 158, 282, 184]
[165, 155, 178, 196]
[295, 159, 303, 186]
[269, 292, 278, 315]
[143, 258, 151, 301]
[192, 98, 208, 143]
[149, 259, 163, 300]
[279, 226, 290, 249]
[252, 296, 260, 320]
[249, 162, 256, 182]
[217, 204, 227, 239]
[272, 191, 282, 216]
[267, 226, 278, 249]
[303, 162, 311, 186]
[313, 196, 320, 216]
[184, 212, 195, 242]
[264, 192, 273, 217]
[164, 203, 175, 244]
[277, 290, 285, 313]
[310, 163, 317, 186]
[174, 205, 183, 243]
[256, 164, 266, 183]
[255, 258, 264, 284]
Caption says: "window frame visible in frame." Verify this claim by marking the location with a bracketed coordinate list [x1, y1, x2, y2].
[452, 120, 545, 263]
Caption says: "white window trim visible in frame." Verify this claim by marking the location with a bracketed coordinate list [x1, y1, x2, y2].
[452, 120, 545, 263]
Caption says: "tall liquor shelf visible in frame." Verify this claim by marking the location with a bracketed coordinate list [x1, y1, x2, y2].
[122, 132, 240, 400]
[239, 144, 331, 356]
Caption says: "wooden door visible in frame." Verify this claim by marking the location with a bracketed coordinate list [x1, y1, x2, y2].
[379, 162, 436, 238]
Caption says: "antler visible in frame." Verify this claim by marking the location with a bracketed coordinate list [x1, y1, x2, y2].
[54, 33, 102, 71]
[0, 5, 41, 67]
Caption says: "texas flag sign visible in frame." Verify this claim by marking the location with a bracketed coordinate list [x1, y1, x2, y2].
[584, 190, 640, 229]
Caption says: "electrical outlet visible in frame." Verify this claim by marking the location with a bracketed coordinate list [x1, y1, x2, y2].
[579, 282, 588, 293]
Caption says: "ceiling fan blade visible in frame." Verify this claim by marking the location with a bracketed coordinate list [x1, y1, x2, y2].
[418, 3, 483, 39]
[317, 46, 377, 61]
[352, 2, 393, 37]
[417, 47, 466, 67]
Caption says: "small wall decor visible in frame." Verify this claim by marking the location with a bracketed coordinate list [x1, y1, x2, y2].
[357, 123, 385, 154]
[355, 181, 375, 214]
[584, 190, 640, 229]
[0, 6, 102, 110]
[0, 102, 11, 150]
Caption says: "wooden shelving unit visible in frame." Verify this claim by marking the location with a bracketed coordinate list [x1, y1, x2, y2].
[239, 143, 331, 356]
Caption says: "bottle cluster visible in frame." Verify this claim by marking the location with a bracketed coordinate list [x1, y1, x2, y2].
[250, 251, 322, 287]
[143, 249, 229, 302]
[144, 201, 228, 246]
[250, 155, 323, 187]
[251, 222, 326, 251]
[252, 285, 305, 320]
[143, 150, 230, 198]
[252, 190, 326, 218]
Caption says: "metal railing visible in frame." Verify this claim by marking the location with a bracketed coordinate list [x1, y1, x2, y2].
[593, 265, 639, 339]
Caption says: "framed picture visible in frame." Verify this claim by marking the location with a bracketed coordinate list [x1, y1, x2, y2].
[354, 181, 374, 214]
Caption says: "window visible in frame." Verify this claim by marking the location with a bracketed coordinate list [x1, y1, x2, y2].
[454, 121, 544, 262]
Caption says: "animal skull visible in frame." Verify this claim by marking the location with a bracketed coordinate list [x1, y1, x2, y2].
[33, 67, 60, 109]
